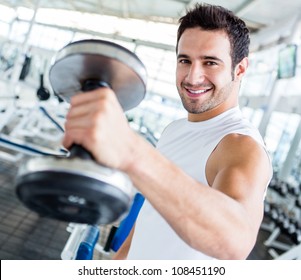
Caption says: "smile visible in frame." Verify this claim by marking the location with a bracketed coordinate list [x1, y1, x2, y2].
[185, 87, 213, 96]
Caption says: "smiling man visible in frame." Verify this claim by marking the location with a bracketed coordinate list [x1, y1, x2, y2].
[63, 3, 272, 260]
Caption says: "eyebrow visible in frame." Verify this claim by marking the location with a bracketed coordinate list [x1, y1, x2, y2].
[177, 53, 224, 63]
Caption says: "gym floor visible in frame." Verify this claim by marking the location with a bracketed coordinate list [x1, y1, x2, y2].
[0, 158, 70, 259]
[0, 156, 276, 260]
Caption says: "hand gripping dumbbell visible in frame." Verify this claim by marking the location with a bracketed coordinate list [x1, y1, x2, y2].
[15, 39, 147, 225]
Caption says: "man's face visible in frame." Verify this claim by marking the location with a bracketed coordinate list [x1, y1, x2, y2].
[176, 27, 245, 120]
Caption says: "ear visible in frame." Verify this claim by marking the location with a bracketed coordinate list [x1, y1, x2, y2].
[234, 57, 248, 79]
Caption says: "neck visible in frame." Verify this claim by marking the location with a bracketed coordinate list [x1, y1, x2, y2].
[188, 100, 238, 122]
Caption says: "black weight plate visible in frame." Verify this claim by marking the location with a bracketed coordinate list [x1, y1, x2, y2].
[16, 171, 131, 225]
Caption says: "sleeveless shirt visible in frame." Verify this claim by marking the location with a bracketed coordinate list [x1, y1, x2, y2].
[127, 106, 267, 259]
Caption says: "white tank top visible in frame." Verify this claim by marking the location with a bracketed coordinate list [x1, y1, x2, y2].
[127, 107, 266, 260]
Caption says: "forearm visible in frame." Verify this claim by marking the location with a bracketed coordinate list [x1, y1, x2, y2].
[123, 134, 255, 259]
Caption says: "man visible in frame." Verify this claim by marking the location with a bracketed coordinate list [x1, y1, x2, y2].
[63, 3, 272, 259]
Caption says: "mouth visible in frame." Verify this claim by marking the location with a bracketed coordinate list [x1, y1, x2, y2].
[184, 87, 213, 97]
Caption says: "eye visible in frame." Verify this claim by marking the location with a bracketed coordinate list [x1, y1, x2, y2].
[178, 58, 190, 64]
[205, 61, 218, 66]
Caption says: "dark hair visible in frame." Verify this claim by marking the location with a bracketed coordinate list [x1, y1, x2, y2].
[176, 3, 250, 69]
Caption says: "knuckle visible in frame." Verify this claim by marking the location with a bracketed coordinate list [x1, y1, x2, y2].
[87, 128, 99, 146]
[90, 111, 102, 126]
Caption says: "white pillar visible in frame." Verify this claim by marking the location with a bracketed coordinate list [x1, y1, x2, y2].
[278, 118, 301, 182]
[257, 71, 279, 138]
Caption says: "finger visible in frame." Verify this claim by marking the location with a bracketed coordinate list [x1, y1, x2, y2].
[62, 128, 89, 149]
[66, 101, 96, 120]
[64, 114, 94, 131]
[70, 87, 113, 106]
[67, 88, 114, 119]
[62, 130, 77, 149]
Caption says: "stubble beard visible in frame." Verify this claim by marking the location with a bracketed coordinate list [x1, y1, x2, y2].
[178, 81, 235, 115]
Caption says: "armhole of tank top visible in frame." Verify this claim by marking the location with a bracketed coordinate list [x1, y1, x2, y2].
[204, 135, 227, 187]
[205, 131, 273, 197]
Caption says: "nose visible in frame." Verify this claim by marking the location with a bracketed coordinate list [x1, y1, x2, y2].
[186, 62, 205, 85]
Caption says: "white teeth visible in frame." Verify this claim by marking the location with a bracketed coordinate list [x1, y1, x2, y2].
[188, 89, 208, 94]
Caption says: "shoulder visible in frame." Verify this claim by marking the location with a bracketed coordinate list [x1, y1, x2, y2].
[218, 133, 264, 157]
[207, 133, 272, 187]
[215, 133, 269, 169]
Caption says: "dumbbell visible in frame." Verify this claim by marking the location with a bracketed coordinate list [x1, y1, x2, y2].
[295, 196, 301, 209]
[264, 201, 271, 216]
[268, 176, 279, 190]
[277, 181, 288, 197]
[290, 223, 301, 244]
[15, 39, 147, 225]
[269, 204, 279, 221]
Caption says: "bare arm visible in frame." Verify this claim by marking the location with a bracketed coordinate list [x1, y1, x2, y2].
[63, 89, 272, 259]
[122, 133, 271, 259]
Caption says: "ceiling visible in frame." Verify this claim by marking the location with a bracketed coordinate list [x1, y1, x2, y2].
[1, 0, 301, 52]
[1, 0, 301, 33]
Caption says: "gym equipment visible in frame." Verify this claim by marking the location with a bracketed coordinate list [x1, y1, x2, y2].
[61, 193, 145, 259]
[15, 39, 147, 225]
[107, 192, 145, 252]
[19, 54, 32, 81]
[75, 225, 100, 260]
[37, 73, 50, 101]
